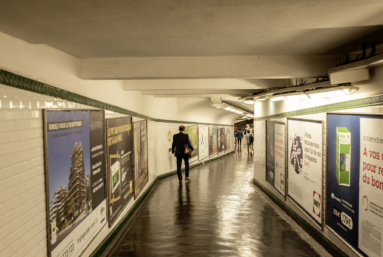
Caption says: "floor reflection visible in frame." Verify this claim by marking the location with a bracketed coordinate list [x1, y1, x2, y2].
[110, 150, 322, 257]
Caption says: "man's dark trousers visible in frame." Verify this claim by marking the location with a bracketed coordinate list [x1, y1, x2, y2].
[176, 154, 190, 180]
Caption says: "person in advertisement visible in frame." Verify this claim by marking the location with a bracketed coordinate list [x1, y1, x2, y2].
[172, 125, 194, 184]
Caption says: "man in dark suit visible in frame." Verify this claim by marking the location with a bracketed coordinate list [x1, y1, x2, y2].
[172, 125, 194, 184]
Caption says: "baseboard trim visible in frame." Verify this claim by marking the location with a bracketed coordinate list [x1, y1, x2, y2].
[252, 178, 348, 257]
[89, 151, 235, 257]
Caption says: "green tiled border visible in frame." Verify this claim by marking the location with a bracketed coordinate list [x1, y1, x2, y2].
[90, 151, 234, 257]
[252, 178, 348, 257]
[254, 94, 383, 121]
[0, 69, 232, 127]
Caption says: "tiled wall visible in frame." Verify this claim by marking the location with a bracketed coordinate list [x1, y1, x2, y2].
[0, 84, 234, 257]
[253, 107, 383, 257]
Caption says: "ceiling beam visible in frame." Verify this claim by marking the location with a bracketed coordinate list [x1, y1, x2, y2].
[139, 89, 259, 95]
[122, 78, 288, 91]
[80, 55, 338, 80]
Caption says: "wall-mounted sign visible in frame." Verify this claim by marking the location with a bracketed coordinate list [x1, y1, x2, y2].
[106, 116, 134, 227]
[199, 126, 209, 161]
[134, 120, 149, 199]
[266, 121, 286, 197]
[288, 119, 323, 226]
[43, 110, 106, 257]
[327, 114, 383, 257]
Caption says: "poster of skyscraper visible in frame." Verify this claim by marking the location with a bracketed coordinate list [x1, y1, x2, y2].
[209, 126, 217, 157]
[106, 116, 134, 227]
[134, 120, 149, 199]
[185, 125, 199, 163]
[199, 125, 209, 161]
[218, 127, 226, 154]
[225, 127, 230, 152]
[43, 110, 107, 257]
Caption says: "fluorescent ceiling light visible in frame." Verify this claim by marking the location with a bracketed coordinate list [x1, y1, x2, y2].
[307, 86, 359, 99]
[244, 100, 255, 105]
[270, 96, 286, 102]
[285, 92, 309, 100]
[307, 90, 345, 98]
[342, 87, 359, 95]
[259, 98, 266, 101]
[225, 107, 231, 110]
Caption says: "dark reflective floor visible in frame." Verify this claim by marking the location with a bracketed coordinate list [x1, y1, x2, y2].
[110, 150, 323, 257]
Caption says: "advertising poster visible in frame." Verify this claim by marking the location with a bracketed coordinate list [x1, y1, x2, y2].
[266, 121, 286, 196]
[44, 110, 106, 257]
[218, 127, 226, 154]
[199, 126, 209, 161]
[288, 119, 322, 225]
[327, 114, 383, 257]
[134, 120, 149, 199]
[225, 127, 231, 152]
[185, 125, 199, 163]
[209, 126, 217, 157]
[106, 117, 134, 227]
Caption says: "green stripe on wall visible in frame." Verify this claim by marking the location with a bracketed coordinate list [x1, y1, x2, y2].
[254, 94, 383, 121]
[0, 69, 233, 127]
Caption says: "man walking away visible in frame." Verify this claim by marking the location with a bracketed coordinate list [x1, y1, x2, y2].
[237, 128, 243, 151]
[172, 125, 194, 184]
[245, 130, 254, 156]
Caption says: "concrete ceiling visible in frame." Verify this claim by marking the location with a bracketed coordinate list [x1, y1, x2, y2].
[1, 0, 383, 58]
[1, 0, 383, 107]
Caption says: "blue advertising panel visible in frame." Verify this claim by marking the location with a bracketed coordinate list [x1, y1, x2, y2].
[327, 113, 383, 257]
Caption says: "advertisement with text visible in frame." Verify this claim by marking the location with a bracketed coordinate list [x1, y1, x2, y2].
[134, 120, 149, 199]
[218, 127, 226, 154]
[185, 125, 199, 163]
[44, 110, 106, 257]
[266, 121, 285, 197]
[209, 126, 217, 157]
[327, 114, 383, 257]
[199, 126, 209, 161]
[288, 119, 322, 225]
[106, 116, 134, 227]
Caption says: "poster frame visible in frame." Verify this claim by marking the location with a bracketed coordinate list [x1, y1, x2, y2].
[106, 116, 134, 228]
[134, 120, 149, 200]
[287, 117, 324, 230]
[208, 125, 218, 158]
[198, 125, 209, 161]
[42, 109, 106, 257]
[185, 124, 199, 163]
[225, 126, 231, 153]
[325, 112, 383, 256]
[217, 126, 225, 155]
[265, 120, 287, 200]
